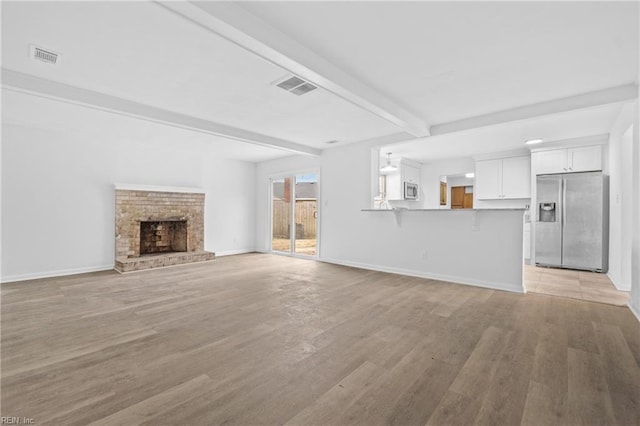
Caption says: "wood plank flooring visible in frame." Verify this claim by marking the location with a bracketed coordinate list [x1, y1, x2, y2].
[2, 253, 639, 425]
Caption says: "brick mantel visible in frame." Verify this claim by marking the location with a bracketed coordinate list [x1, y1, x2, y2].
[113, 183, 204, 194]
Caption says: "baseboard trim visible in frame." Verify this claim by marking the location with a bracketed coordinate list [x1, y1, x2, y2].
[607, 273, 631, 292]
[1, 250, 257, 283]
[628, 302, 640, 323]
[215, 248, 257, 257]
[1, 254, 525, 295]
[1, 264, 114, 284]
[319, 257, 524, 294]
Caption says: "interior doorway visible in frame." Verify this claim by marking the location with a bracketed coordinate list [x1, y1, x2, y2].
[451, 186, 473, 209]
[271, 173, 318, 257]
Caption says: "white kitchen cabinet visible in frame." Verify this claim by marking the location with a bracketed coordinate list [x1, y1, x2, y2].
[532, 149, 566, 175]
[524, 222, 531, 261]
[532, 145, 602, 175]
[569, 145, 602, 172]
[475, 159, 501, 199]
[386, 160, 421, 201]
[476, 155, 531, 200]
[502, 156, 531, 198]
[402, 163, 420, 184]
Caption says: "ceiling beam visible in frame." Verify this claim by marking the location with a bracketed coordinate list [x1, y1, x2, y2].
[355, 132, 417, 150]
[1, 68, 321, 156]
[155, 1, 430, 138]
[431, 84, 639, 135]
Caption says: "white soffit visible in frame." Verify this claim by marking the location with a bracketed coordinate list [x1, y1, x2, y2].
[1, 69, 320, 157]
[383, 103, 624, 163]
[1, 89, 289, 163]
[431, 84, 638, 135]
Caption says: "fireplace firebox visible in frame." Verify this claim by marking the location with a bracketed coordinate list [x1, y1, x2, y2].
[140, 220, 188, 255]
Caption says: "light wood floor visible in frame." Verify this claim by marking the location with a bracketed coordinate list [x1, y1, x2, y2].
[2, 254, 639, 425]
[525, 264, 630, 306]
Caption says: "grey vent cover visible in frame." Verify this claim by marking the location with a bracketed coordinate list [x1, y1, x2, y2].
[30, 44, 60, 65]
[275, 75, 317, 96]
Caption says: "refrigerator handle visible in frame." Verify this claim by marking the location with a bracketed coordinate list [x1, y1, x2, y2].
[562, 177, 566, 228]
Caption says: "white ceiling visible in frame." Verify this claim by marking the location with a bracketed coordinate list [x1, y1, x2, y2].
[1, 1, 400, 150]
[1, 1, 639, 162]
[240, 1, 639, 124]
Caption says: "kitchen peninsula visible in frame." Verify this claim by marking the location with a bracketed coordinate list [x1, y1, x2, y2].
[358, 208, 526, 293]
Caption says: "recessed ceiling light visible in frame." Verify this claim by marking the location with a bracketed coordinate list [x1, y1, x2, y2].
[325, 140, 339, 145]
[525, 138, 543, 145]
[465, 172, 475, 178]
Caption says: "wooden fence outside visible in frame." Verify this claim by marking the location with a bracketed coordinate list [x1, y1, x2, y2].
[272, 200, 317, 239]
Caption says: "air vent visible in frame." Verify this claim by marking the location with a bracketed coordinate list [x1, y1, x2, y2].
[274, 75, 317, 96]
[290, 82, 317, 96]
[30, 44, 60, 65]
[277, 76, 305, 91]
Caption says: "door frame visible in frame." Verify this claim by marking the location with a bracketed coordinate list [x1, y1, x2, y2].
[450, 185, 474, 209]
[268, 169, 321, 259]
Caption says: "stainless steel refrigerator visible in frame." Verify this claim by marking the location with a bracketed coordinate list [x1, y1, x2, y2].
[535, 171, 608, 272]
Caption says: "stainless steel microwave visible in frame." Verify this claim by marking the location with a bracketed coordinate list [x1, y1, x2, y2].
[404, 182, 418, 200]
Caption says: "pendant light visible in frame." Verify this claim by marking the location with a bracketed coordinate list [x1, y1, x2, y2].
[380, 152, 397, 173]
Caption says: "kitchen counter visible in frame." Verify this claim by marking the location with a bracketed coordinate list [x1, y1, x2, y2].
[344, 207, 525, 293]
[362, 208, 526, 212]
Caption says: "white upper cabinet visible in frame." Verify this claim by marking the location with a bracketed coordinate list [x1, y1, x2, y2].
[568, 145, 602, 172]
[386, 159, 421, 201]
[532, 149, 567, 175]
[402, 163, 420, 184]
[476, 155, 531, 200]
[501, 156, 532, 198]
[532, 145, 602, 175]
[475, 159, 501, 199]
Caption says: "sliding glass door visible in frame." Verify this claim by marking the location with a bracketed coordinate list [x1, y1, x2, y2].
[271, 177, 292, 253]
[293, 174, 318, 256]
[271, 173, 318, 257]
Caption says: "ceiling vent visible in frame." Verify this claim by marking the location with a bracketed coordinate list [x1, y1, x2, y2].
[30, 44, 60, 65]
[274, 75, 317, 96]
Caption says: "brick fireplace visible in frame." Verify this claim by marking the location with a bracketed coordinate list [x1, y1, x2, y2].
[114, 185, 215, 272]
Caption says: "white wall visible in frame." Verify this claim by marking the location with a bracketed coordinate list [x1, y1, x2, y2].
[1, 93, 257, 282]
[420, 158, 475, 209]
[256, 142, 525, 292]
[448, 176, 474, 188]
[609, 95, 640, 320]
[202, 157, 256, 257]
[630, 99, 640, 320]
[608, 103, 635, 290]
